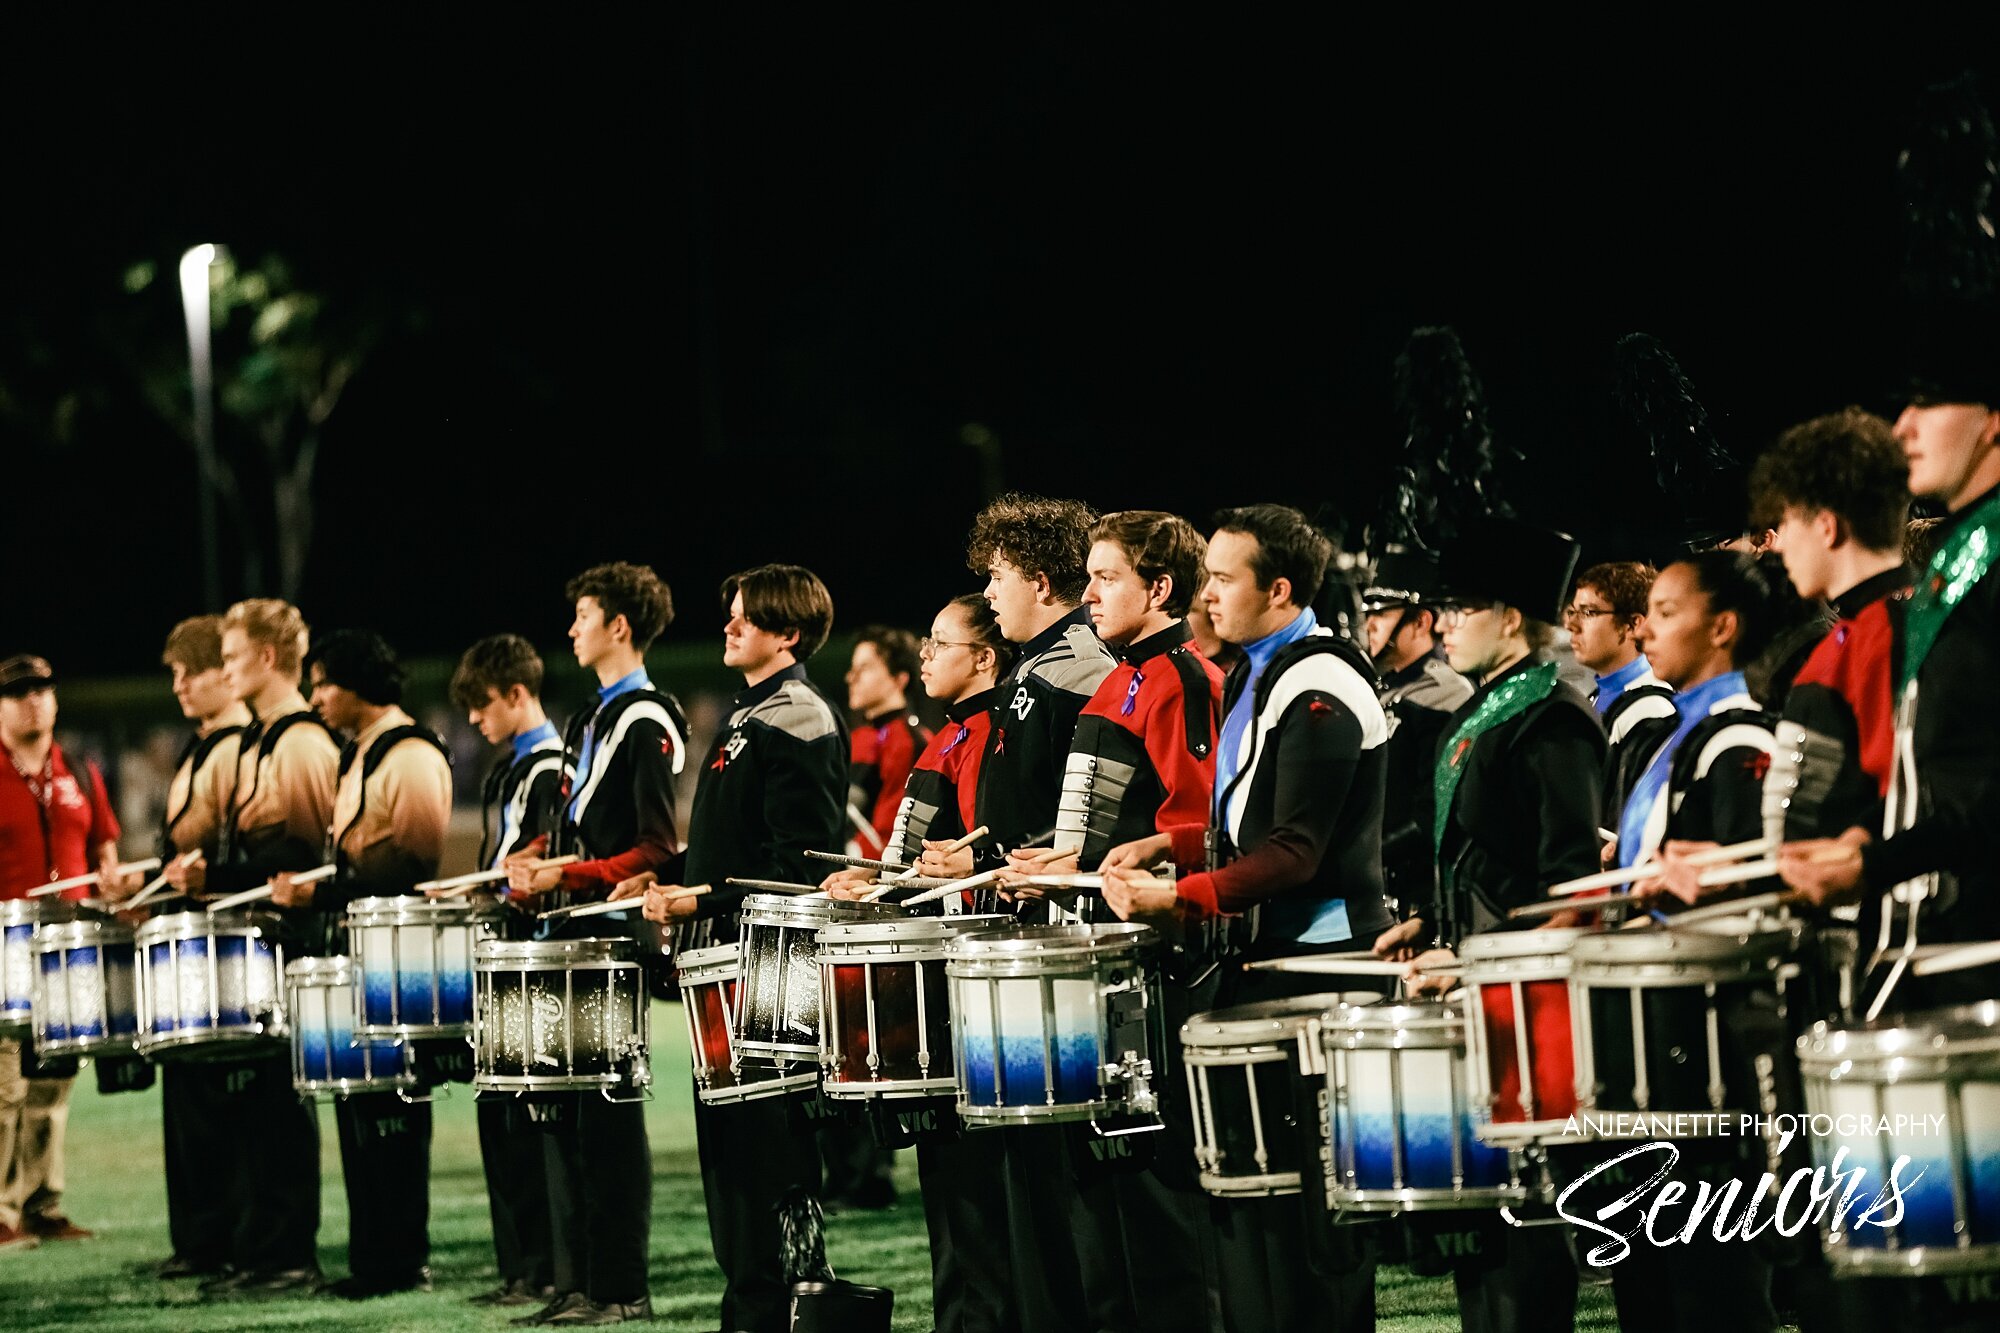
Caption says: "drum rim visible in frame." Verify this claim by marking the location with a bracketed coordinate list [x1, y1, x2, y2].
[37, 1033, 140, 1056]
[817, 913, 1015, 947]
[345, 895, 504, 923]
[31, 919, 136, 950]
[1571, 925, 1794, 967]
[474, 937, 636, 965]
[1797, 1000, 2000, 1065]
[1321, 999, 1467, 1042]
[1459, 927, 1588, 962]
[738, 893, 907, 928]
[673, 943, 739, 971]
[1179, 992, 1380, 1045]
[697, 1069, 818, 1103]
[286, 955, 361, 983]
[0, 900, 81, 926]
[945, 922, 1155, 968]
[136, 909, 282, 943]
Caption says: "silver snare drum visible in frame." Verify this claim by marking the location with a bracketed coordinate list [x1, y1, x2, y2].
[735, 894, 904, 1071]
[32, 917, 139, 1058]
[677, 944, 816, 1106]
[134, 910, 287, 1061]
[348, 895, 504, 1038]
[287, 956, 414, 1098]
[473, 938, 650, 1097]
[819, 915, 1013, 1100]
[2, 899, 77, 1034]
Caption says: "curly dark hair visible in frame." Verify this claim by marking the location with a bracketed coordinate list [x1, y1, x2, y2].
[854, 626, 921, 685]
[964, 492, 1099, 604]
[1210, 504, 1334, 606]
[162, 616, 226, 674]
[944, 593, 1018, 680]
[449, 634, 545, 710]
[1089, 510, 1209, 617]
[305, 629, 404, 706]
[1572, 561, 1656, 625]
[1748, 408, 1910, 552]
[564, 562, 675, 651]
[721, 564, 835, 660]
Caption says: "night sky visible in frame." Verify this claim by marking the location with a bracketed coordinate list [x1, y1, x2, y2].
[7, 27, 1988, 676]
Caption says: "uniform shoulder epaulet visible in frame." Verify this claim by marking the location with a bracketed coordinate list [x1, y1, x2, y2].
[1030, 623, 1118, 698]
[1164, 642, 1218, 761]
[747, 679, 840, 744]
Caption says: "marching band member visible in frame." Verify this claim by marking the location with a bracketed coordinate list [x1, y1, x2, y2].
[1377, 514, 1600, 1333]
[451, 633, 569, 1310]
[843, 625, 928, 859]
[1361, 545, 1473, 917]
[1566, 561, 1676, 808]
[1013, 509, 1223, 1333]
[1102, 504, 1390, 1333]
[118, 619, 250, 1278]
[278, 629, 452, 1299]
[626, 564, 847, 1333]
[0, 654, 120, 1253]
[510, 562, 688, 1328]
[167, 600, 332, 1297]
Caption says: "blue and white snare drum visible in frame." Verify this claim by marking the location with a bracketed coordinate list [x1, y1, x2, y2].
[1797, 1002, 2000, 1276]
[2, 900, 76, 1033]
[1181, 992, 1379, 1197]
[677, 944, 817, 1106]
[348, 896, 504, 1038]
[1322, 996, 1524, 1211]
[818, 915, 1013, 1100]
[32, 917, 139, 1058]
[945, 923, 1161, 1127]
[473, 938, 650, 1097]
[286, 956, 413, 1097]
[735, 894, 905, 1072]
[134, 910, 287, 1060]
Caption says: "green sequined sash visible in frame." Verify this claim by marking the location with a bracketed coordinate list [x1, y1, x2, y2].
[1901, 490, 2000, 693]
[1432, 660, 1560, 893]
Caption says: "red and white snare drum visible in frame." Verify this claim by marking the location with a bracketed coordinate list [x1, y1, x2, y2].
[1458, 928, 1586, 1146]
[817, 915, 1012, 1100]
[676, 944, 815, 1106]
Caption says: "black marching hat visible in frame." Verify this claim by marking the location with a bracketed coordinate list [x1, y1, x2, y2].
[1362, 546, 1443, 612]
[1893, 74, 2000, 410]
[1435, 516, 1581, 625]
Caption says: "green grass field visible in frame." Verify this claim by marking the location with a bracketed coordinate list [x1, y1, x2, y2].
[0, 1004, 1615, 1331]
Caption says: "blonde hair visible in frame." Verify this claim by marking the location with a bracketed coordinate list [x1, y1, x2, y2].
[224, 599, 310, 675]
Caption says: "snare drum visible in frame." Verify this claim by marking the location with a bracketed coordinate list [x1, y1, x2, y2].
[473, 938, 650, 1095]
[676, 944, 815, 1106]
[1568, 918, 1796, 1135]
[1797, 1002, 2000, 1276]
[1181, 992, 1377, 1197]
[819, 915, 1013, 1100]
[1459, 928, 1586, 1146]
[348, 895, 504, 1038]
[32, 918, 139, 1058]
[2, 900, 76, 1032]
[946, 923, 1160, 1126]
[287, 956, 413, 1097]
[735, 895, 905, 1070]
[134, 910, 287, 1060]
[1323, 997, 1524, 1211]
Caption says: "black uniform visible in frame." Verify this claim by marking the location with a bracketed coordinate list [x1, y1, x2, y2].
[674, 663, 847, 1333]
[1377, 651, 1472, 915]
[538, 679, 689, 1315]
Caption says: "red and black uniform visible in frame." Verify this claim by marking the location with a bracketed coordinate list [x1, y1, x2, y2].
[849, 708, 928, 855]
[888, 689, 996, 878]
[0, 745, 118, 900]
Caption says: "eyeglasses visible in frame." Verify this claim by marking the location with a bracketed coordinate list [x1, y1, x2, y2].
[919, 637, 981, 660]
[1561, 605, 1617, 626]
[1432, 602, 1494, 630]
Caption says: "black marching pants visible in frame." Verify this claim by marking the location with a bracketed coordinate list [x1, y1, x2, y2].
[184, 1052, 319, 1274]
[917, 1124, 1014, 1333]
[1407, 1212, 1577, 1333]
[478, 1096, 554, 1290]
[540, 1092, 653, 1306]
[333, 1090, 432, 1281]
[161, 1064, 231, 1268]
[692, 1085, 823, 1333]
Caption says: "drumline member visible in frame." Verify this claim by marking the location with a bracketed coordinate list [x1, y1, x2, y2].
[119, 619, 251, 1277]
[275, 629, 452, 1299]
[911, 493, 1116, 1333]
[0, 654, 120, 1253]
[1004, 509, 1223, 1333]
[164, 600, 332, 1296]
[509, 562, 688, 1328]
[1102, 503, 1389, 1333]
[1361, 546, 1473, 917]
[1378, 515, 1599, 1333]
[1567, 561, 1677, 809]
[627, 564, 846, 1333]
[451, 633, 570, 1309]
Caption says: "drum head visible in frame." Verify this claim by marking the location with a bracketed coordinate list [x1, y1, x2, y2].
[1182, 992, 1378, 1047]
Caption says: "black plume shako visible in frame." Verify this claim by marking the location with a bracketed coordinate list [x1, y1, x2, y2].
[1615, 332, 1740, 550]
[1893, 72, 2000, 407]
[1382, 326, 1506, 553]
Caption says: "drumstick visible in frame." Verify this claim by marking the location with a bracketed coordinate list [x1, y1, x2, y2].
[207, 863, 336, 913]
[418, 855, 580, 896]
[1545, 838, 1778, 897]
[1242, 956, 1462, 977]
[724, 878, 826, 896]
[901, 869, 1005, 907]
[29, 857, 164, 898]
[124, 853, 193, 910]
[1509, 892, 1646, 921]
[1910, 940, 2000, 979]
[538, 887, 711, 922]
[890, 825, 991, 881]
[807, 850, 900, 872]
[1663, 889, 1806, 927]
[1013, 873, 1105, 891]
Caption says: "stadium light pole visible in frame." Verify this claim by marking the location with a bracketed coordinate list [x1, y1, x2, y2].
[179, 244, 222, 610]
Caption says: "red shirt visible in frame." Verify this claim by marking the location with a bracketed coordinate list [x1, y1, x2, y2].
[850, 710, 930, 850]
[0, 744, 121, 900]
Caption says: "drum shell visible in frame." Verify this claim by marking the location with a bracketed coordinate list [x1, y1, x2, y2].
[286, 955, 413, 1097]
[818, 915, 1011, 1100]
[133, 910, 288, 1061]
[735, 895, 904, 1069]
[347, 895, 504, 1038]
[676, 943, 814, 1106]
[1798, 1002, 2000, 1276]
[473, 938, 650, 1093]
[1459, 928, 1586, 1146]
[31, 918, 138, 1058]
[945, 924, 1159, 1126]
[2, 900, 79, 1033]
